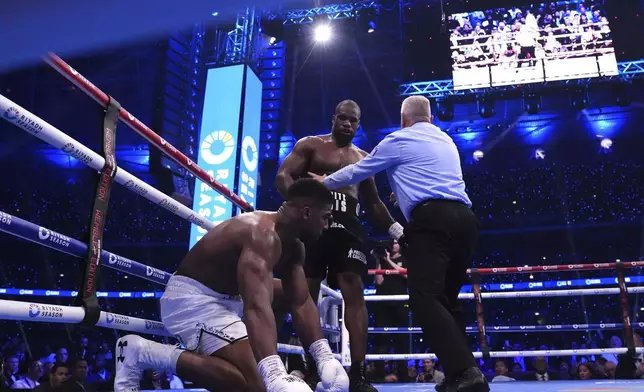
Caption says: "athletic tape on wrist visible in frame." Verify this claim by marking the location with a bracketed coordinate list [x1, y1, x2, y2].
[257, 355, 287, 383]
[309, 339, 334, 364]
[388, 222, 404, 240]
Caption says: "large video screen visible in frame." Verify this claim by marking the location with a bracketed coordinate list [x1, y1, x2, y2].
[448, 0, 618, 89]
[236, 69, 262, 212]
[189, 65, 244, 248]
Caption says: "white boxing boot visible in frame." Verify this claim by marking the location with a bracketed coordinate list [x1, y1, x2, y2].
[114, 335, 183, 392]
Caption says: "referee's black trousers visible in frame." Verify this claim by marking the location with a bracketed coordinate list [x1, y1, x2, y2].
[405, 199, 479, 379]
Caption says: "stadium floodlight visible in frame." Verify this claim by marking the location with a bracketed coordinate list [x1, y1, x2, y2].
[314, 24, 332, 43]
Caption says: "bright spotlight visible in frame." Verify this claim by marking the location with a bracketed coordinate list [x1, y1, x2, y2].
[473, 150, 484, 161]
[269, 36, 277, 45]
[600, 138, 612, 149]
[367, 21, 377, 33]
[314, 24, 332, 42]
[534, 148, 545, 160]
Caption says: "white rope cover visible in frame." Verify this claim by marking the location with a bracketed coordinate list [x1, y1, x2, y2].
[363, 286, 644, 302]
[366, 348, 644, 361]
[0, 94, 212, 231]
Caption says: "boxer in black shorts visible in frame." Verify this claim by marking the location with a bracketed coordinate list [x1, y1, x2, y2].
[276, 100, 399, 392]
[306, 191, 366, 288]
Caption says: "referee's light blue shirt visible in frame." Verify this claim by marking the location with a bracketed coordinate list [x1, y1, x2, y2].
[323, 121, 471, 221]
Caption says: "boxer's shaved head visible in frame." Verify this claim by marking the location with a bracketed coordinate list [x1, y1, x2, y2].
[335, 99, 361, 117]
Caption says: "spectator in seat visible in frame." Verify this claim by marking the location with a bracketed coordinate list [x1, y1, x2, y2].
[604, 361, 617, 379]
[416, 359, 445, 384]
[33, 364, 68, 392]
[3, 355, 21, 388]
[62, 360, 92, 392]
[12, 360, 43, 389]
[532, 356, 557, 381]
[492, 360, 516, 382]
[576, 363, 593, 380]
[75, 338, 89, 361]
[402, 362, 417, 383]
[54, 350, 68, 367]
[86, 354, 110, 384]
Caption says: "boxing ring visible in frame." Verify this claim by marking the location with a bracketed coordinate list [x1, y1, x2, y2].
[0, 54, 643, 392]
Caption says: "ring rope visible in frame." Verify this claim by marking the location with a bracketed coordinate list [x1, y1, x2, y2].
[320, 283, 343, 300]
[369, 260, 644, 276]
[43, 53, 252, 212]
[358, 287, 644, 302]
[0, 298, 331, 355]
[366, 348, 644, 361]
[0, 210, 171, 285]
[369, 323, 644, 333]
[278, 343, 644, 360]
[0, 95, 212, 232]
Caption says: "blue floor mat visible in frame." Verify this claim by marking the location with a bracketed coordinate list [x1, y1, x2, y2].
[373, 380, 644, 392]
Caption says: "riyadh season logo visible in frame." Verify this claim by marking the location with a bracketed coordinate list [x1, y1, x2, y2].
[108, 253, 132, 269]
[200, 130, 235, 165]
[105, 313, 130, 325]
[146, 266, 166, 280]
[241, 136, 258, 172]
[28, 304, 63, 318]
[38, 227, 71, 247]
[3, 107, 19, 121]
[3, 107, 43, 135]
[145, 320, 166, 331]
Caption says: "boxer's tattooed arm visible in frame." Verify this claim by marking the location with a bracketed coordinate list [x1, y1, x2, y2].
[281, 241, 324, 349]
[237, 227, 281, 362]
[275, 137, 315, 199]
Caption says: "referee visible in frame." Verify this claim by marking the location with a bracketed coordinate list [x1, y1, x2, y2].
[310, 96, 488, 392]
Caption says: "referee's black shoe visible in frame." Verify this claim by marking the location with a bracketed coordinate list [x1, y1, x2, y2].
[435, 378, 449, 392]
[446, 367, 489, 392]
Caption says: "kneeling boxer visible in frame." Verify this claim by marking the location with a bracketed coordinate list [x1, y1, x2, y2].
[114, 179, 349, 392]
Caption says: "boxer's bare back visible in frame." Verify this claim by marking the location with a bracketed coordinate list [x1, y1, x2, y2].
[176, 212, 301, 296]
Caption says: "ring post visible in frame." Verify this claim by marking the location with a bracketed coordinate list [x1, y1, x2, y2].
[470, 268, 490, 360]
[615, 261, 635, 356]
[340, 299, 351, 367]
[75, 96, 120, 326]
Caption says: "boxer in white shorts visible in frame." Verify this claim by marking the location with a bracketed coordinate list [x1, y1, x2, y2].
[160, 275, 248, 355]
[114, 179, 349, 392]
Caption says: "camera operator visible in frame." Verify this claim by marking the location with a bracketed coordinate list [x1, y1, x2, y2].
[371, 240, 409, 380]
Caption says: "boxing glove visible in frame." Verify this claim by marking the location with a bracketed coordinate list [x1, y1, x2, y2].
[309, 339, 349, 392]
[258, 355, 313, 392]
